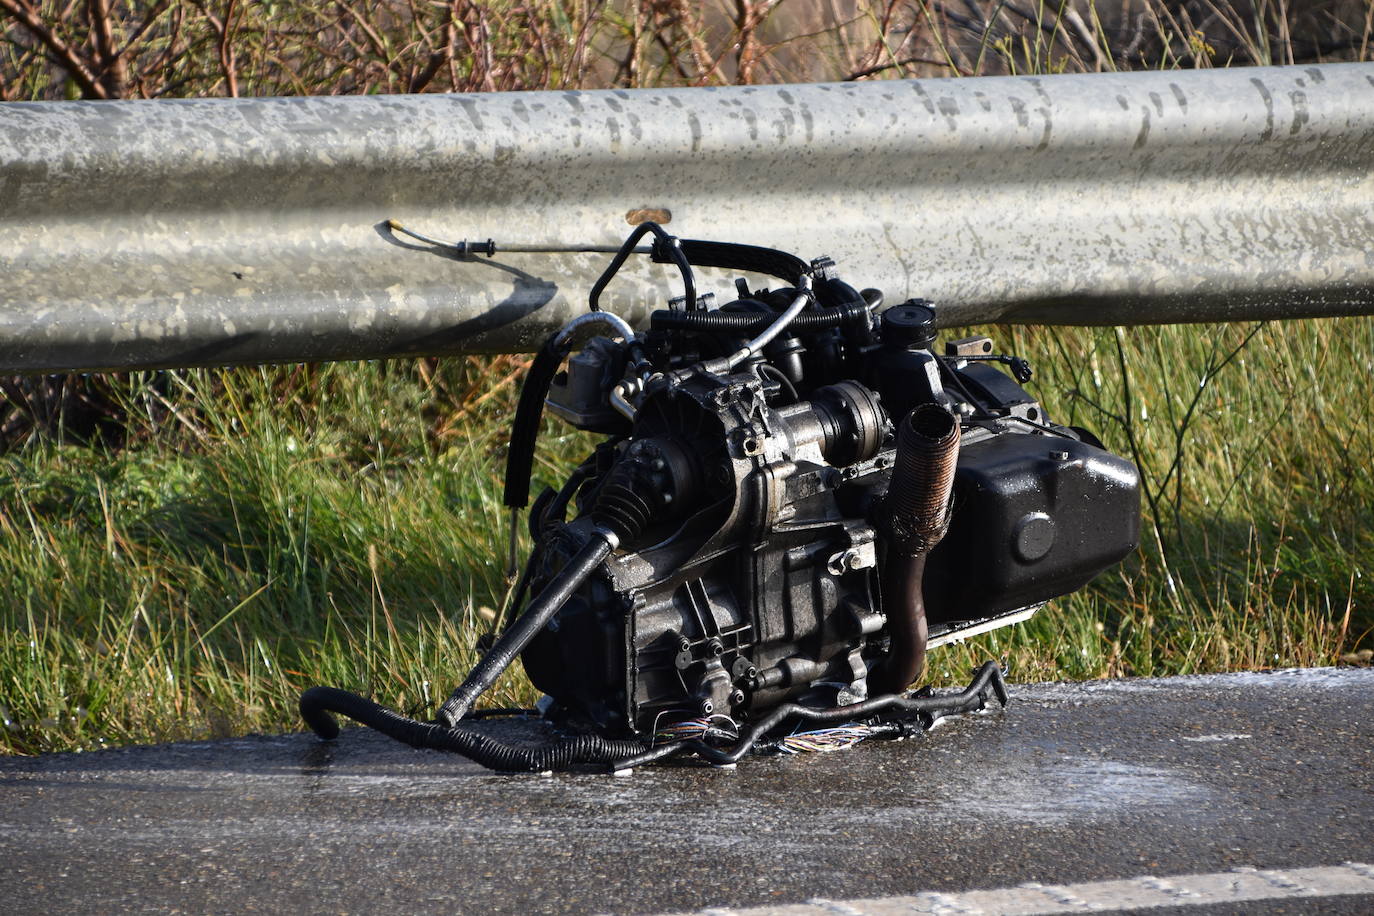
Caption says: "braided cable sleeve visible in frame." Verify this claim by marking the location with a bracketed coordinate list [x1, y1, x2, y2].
[649, 301, 869, 335]
[299, 687, 649, 772]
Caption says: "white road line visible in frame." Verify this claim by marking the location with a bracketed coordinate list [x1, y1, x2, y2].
[1346, 862, 1374, 881]
[1017, 881, 1100, 910]
[664, 863, 1374, 916]
[805, 899, 870, 916]
[1134, 876, 1200, 900]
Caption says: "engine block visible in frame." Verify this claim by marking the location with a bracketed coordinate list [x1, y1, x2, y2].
[520, 252, 1140, 736]
[301, 224, 1142, 770]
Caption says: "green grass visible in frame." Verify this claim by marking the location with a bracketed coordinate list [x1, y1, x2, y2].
[0, 358, 555, 753]
[937, 319, 1374, 684]
[2, 320, 1370, 755]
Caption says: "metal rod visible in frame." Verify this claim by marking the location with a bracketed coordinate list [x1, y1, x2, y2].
[725, 283, 812, 370]
[387, 220, 650, 257]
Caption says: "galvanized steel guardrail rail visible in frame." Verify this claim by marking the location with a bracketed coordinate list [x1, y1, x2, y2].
[1, 63, 1372, 373]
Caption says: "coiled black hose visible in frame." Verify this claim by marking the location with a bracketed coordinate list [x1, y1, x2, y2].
[611, 660, 1008, 770]
[298, 688, 648, 772]
[649, 300, 870, 336]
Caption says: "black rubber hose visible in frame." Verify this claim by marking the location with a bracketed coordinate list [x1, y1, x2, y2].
[666, 239, 811, 288]
[436, 531, 614, 726]
[590, 221, 695, 312]
[298, 688, 649, 772]
[756, 363, 798, 402]
[871, 554, 931, 698]
[300, 530, 621, 769]
[612, 660, 1007, 770]
[649, 301, 870, 335]
[502, 336, 566, 511]
[538, 463, 592, 534]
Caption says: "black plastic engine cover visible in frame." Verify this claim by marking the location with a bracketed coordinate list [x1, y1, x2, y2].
[921, 431, 1141, 623]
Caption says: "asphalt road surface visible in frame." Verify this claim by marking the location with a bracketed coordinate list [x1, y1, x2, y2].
[2, 667, 1371, 915]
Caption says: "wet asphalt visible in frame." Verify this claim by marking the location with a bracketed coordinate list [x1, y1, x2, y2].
[1, 667, 1370, 915]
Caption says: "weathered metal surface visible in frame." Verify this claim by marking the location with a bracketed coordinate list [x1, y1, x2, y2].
[1, 64, 1372, 373]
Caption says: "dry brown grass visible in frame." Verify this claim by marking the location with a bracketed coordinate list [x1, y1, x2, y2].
[3, 1, 1371, 103]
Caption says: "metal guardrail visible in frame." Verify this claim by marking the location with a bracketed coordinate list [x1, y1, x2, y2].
[2, 63, 1372, 373]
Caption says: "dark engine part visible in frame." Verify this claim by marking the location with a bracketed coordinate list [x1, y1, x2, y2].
[300, 223, 1139, 770]
[524, 314, 1138, 737]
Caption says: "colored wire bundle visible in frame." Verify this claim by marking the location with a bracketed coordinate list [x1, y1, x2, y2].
[654, 715, 740, 745]
[771, 723, 887, 755]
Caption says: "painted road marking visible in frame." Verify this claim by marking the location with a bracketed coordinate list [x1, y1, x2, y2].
[666, 863, 1374, 915]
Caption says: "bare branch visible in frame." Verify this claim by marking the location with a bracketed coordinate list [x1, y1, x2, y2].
[844, 54, 971, 80]
[87, 0, 128, 96]
[0, 0, 108, 98]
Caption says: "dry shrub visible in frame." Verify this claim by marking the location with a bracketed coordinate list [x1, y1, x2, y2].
[4, 2, 1369, 103]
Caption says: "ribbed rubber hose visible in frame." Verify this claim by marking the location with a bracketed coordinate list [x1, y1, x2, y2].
[869, 404, 962, 696]
[649, 301, 869, 335]
[883, 405, 962, 552]
[298, 687, 649, 772]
